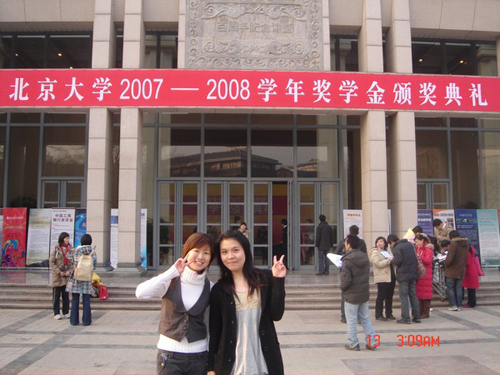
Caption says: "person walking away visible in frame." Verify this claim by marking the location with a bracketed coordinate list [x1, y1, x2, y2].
[340, 235, 377, 351]
[445, 230, 469, 311]
[414, 234, 434, 318]
[315, 215, 334, 275]
[369, 236, 396, 321]
[66, 234, 97, 326]
[462, 244, 480, 308]
[208, 231, 286, 375]
[49, 232, 72, 320]
[136, 232, 215, 375]
[390, 235, 421, 324]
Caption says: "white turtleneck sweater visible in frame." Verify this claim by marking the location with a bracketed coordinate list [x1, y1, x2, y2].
[135, 265, 213, 353]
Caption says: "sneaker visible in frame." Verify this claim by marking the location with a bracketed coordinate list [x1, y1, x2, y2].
[386, 315, 396, 320]
[457, 307, 463, 311]
[376, 316, 387, 321]
[345, 344, 360, 351]
[54, 314, 62, 320]
[340, 317, 347, 323]
[366, 345, 378, 351]
[64, 314, 70, 319]
[397, 319, 411, 324]
[412, 318, 421, 323]
[449, 306, 458, 311]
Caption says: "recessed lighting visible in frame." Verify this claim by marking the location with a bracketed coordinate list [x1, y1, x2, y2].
[15, 53, 19, 57]
[57, 53, 63, 57]
[460, 60, 465, 64]
[418, 58, 423, 63]
[69, 66, 73, 69]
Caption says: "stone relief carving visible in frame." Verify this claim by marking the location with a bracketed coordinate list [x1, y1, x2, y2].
[185, 0, 323, 70]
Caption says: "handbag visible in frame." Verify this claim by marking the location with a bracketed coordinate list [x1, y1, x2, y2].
[98, 285, 108, 300]
[74, 249, 94, 281]
[474, 256, 485, 277]
[414, 248, 426, 279]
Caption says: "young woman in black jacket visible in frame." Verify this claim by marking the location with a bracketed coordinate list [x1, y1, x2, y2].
[208, 231, 286, 375]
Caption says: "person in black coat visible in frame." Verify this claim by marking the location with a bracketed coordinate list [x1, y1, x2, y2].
[389, 235, 421, 324]
[208, 231, 286, 375]
[315, 215, 334, 275]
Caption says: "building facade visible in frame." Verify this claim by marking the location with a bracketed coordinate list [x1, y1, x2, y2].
[1, 0, 499, 271]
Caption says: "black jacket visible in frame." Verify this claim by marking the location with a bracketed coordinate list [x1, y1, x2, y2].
[208, 270, 285, 375]
[315, 222, 334, 251]
[340, 249, 370, 304]
[391, 239, 418, 282]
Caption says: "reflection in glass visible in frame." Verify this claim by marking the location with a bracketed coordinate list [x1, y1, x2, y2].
[183, 184, 198, 202]
[160, 205, 175, 224]
[254, 226, 268, 244]
[253, 184, 268, 203]
[417, 184, 427, 209]
[251, 130, 293, 177]
[416, 130, 448, 179]
[159, 225, 174, 244]
[451, 131, 479, 208]
[205, 129, 247, 177]
[300, 223, 315, 266]
[477, 43, 498, 77]
[43, 127, 85, 177]
[297, 129, 338, 178]
[331, 37, 358, 71]
[300, 184, 314, 203]
[159, 128, 201, 177]
[300, 205, 314, 223]
[253, 247, 268, 266]
[254, 205, 268, 224]
[159, 183, 175, 203]
[159, 247, 174, 266]
[481, 132, 500, 208]
[206, 205, 222, 224]
[44, 182, 59, 203]
[48, 35, 92, 68]
[182, 205, 197, 223]
[66, 182, 82, 206]
[183, 226, 197, 243]
[432, 184, 449, 209]
[207, 184, 222, 203]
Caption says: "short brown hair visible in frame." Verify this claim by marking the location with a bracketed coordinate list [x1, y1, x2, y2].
[182, 232, 215, 263]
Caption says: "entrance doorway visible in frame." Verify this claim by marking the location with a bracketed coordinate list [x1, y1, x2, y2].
[418, 181, 451, 209]
[41, 180, 84, 208]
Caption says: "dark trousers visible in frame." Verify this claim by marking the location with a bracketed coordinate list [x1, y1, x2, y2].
[398, 280, 420, 321]
[318, 250, 329, 274]
[466, 288, 477, 307]
[419, 299, 432, 318]
[70, 293, 91, 326]
[157, 350, 208, 375]
[375, 281, 395, 318]
[52, 286, 69, 316]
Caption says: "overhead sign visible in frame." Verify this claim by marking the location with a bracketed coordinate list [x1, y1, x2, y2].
[1, 69, 499, 114]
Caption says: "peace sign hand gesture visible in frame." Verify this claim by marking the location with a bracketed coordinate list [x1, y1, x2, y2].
[272, 255, 287, 278]
[174, 253, 192, 275]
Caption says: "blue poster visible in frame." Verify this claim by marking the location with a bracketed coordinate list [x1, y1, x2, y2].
[74, 209, 87, 247]
[417, 210, 434, 236]
[455, 209, 479, 255]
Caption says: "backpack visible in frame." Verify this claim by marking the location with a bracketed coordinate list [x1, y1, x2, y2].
[74, 249, 94, 281]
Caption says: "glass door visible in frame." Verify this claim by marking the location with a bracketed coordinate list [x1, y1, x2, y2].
[157, 181, 200, 267]
[418, 182, 450, 209]
[41, 180, 84, 208]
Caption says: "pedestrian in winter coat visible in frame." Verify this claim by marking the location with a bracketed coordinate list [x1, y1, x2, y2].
[444, 230, 469, 311]
[315, 215, 334, 275]
[340, 234, 377, 351]
[66, 234, 97, 326]
[208, 231, 286, 375]
[462, 244, 480, 308]
[414, 234, 434, 318]
[49, 232, 72, 320]
[136, 232, 215, 375]
[369, 236, 396, 321]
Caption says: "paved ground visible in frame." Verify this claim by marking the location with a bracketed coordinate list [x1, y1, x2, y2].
[1, 304, 500, 375]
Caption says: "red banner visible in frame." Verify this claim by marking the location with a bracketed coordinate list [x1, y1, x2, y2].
[1, 69, 499, 113]
[2, 208, 27, 267]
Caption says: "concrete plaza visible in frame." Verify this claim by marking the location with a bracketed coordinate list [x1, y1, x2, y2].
[1, 303, 500, 374]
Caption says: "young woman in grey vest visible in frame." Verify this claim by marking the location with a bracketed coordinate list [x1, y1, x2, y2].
[208, 231, 287, 375]
[136, 232, 215, 375]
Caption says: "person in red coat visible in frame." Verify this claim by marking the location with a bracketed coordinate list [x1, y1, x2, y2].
[414, 234, 434, 318]
[462, 245, 480, 308]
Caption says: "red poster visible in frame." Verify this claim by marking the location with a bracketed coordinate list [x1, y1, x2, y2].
[2, 208, 27, 267]
[1, 69, 500, 114]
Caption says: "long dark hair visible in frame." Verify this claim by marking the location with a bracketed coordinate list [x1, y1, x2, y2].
[215, 230, 261, 298]
[58, 232, 70, 245]
[374, 236, 388, 250]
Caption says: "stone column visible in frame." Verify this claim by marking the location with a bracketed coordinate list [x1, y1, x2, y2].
[386, 0, 418, 237]
[87, 0, 115, 266]
[117, 0, 145, 270]
[358, 0, 388, 247]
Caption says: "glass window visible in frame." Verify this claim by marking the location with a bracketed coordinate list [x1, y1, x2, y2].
[480, 119, 500, 129]
[15, 35, 46, 68]
[482, 132, 500, 209]
[415, 117, 446, 128]
[451, 131, 479, 208]
[0, 36, 12, 68]
[144, 34, 158, 69]
[476, 43, 497, 76]
[44, 113, 87, 124]
[297, 129, 338, 178]
[412, 41, 443, 74]
[344, 129, 361, 209]
[416, 130, 448, 179]
[144, 34, 177, 69]
[48, 35, 92, 68]
[445, 42, 474, 75]
[115, 32, 123, 68]
[42, 127, 86, 177]
[450, 118, 476, 128]
[8, 127, 40, 207]
[0, 127, 5, 204]
[10, 113, 41, 123]
[251, 130, 293, 177]
[205, 129, 247, 177]
[0, 113, 6, 123]
[331, 38, 358, 71]
[158, 128, 201, 177]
